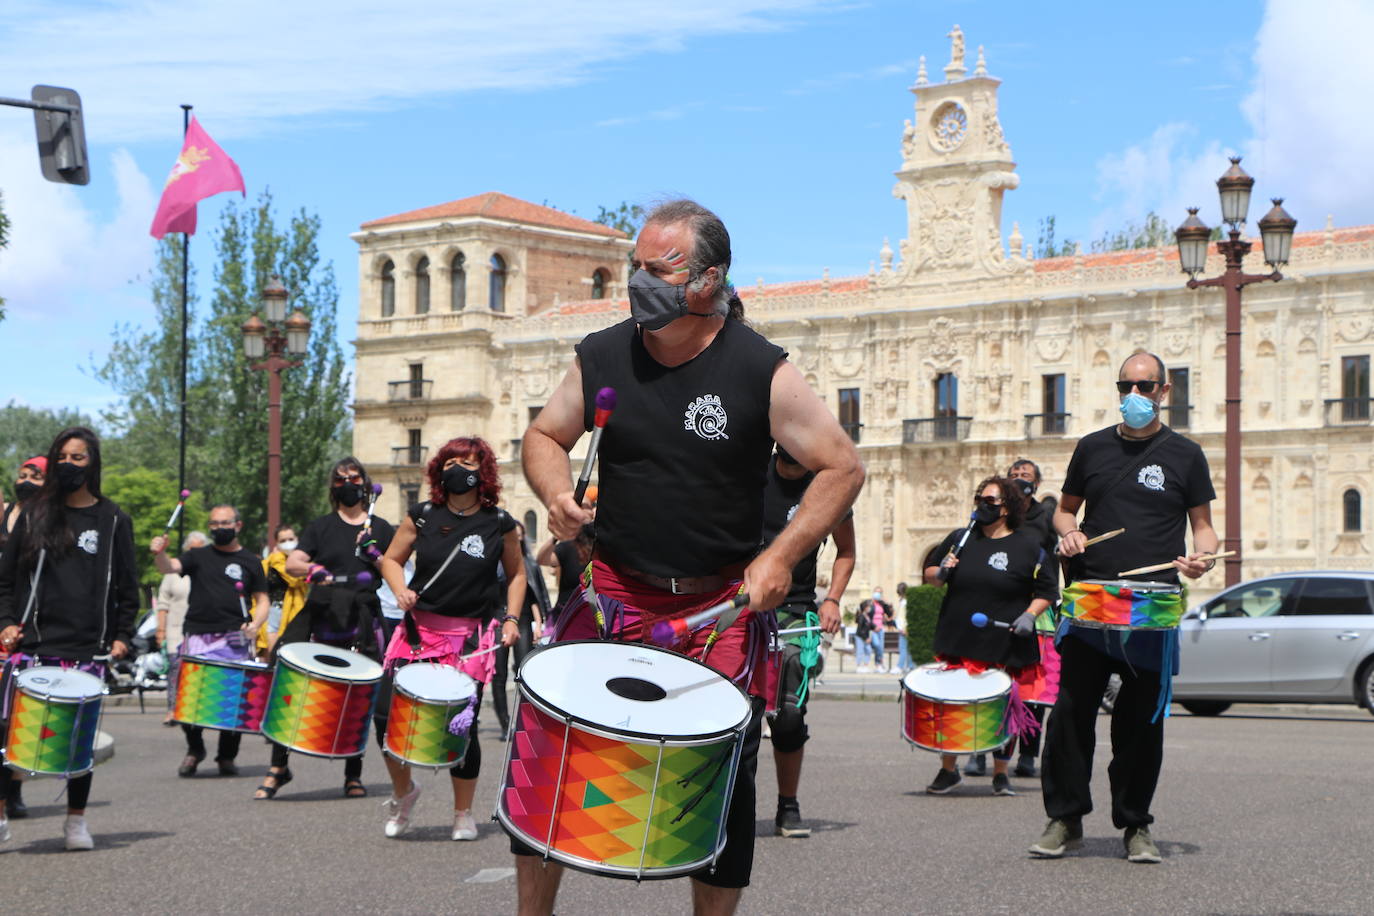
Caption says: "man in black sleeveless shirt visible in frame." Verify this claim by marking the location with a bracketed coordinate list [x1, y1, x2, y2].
[519, 200, 864, 916]
[1030, 352, 1218, 865]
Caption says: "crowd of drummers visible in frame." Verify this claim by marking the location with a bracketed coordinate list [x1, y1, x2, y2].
[2, 199, 1219, 915]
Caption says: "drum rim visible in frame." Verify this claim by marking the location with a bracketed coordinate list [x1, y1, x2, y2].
[1068, 578, 1183, 594]
[1064, 618, 1181, 631]
[275, 641, 383, 683]
[495, 807, 727, 880]
[515, 640, 752, 743]
[180, 655, 271, 672]
[901, 664, 1012, 704]
[393, 661, 478, 703]
[13, 666, 107, 701]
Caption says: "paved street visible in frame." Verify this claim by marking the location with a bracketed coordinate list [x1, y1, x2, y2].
[5, 684, 1372, 915]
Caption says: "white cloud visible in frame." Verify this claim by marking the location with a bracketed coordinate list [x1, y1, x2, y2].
[1090, 123, 1231, 244]
[0, 0, 838, 143]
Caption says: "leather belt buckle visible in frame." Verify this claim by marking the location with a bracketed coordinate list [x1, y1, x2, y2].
[669, 577, 685, 595]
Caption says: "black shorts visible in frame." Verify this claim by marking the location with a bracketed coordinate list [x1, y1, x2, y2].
[508, 697, 765, 889]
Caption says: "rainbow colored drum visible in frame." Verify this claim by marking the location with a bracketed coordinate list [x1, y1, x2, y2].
[1016, 635, 1062, 707]
[262, 643, 382, 758]
[901, 664, 1011, 754]
[384, 663, 477, 769]
[1062, 579, 1184, 630]
[172, 656, 271, 733]
[3, 667, 105, 777]
[496, 641, 751, 880]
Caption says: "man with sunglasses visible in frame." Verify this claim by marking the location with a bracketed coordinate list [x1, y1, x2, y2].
[1030, 352, 1218, 865]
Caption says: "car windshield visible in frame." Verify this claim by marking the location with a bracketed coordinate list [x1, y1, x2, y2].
[1207, 579, 1298, 619]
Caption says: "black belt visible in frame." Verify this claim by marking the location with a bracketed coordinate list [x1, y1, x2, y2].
[604, 557, 749, 596]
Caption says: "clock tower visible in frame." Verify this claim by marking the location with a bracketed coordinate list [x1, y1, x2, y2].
[886, 26, 1020, 281]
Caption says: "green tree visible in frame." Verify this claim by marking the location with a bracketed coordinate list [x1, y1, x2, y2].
[0, 189, 10, 321]
[1035, 216, 1076, 259]
[1089, 210, 1177, 253]
[0, 401, 94, 496]
[593, 202, 645, 237]
[102, 465, 209, 594]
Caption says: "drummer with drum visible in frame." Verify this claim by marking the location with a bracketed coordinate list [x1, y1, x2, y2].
[376, 436, 523, 841]
[0, 426, 140, 851]
[1029, 352, 1218, 864]
[151, 503, 269, 778]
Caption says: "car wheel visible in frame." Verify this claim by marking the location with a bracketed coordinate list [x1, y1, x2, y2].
[1179, 700, 1231, 716]
[1100, 674, 1121, 713]
[1357, 658, 1374, 715]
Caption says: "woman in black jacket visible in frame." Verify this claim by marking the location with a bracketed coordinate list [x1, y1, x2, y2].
[0, 427, 139, 850]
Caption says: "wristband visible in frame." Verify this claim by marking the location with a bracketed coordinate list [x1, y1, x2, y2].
[501, 615, 520, 625]
[820, 597, 839, 607]
[1063, 528, 1082, 537]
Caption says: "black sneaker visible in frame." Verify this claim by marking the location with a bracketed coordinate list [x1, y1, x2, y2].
[6, 783, 28, 819]
[925, 768, 962, 795]
[1013, 754, 1037, 778]
[963, 754, 987, 777]
[992, 773, 1016, 796]
[774, 804, 811, 838]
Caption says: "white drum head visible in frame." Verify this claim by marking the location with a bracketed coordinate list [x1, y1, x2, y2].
[278, 642, 383, 682]
[395, 663, 476, 703]
[519, 641, 751, 738]
[902, 663, 1011, 703]
[15, 667, 104, 700]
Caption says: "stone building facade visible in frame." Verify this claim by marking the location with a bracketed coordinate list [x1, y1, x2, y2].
[351, 29, 1373, 605]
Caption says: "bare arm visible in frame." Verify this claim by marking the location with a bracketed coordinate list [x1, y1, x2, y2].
[1053, 493, 1086, 555]
[249, 592, 270, 631]
[284, 548, 314, 578]
[523, 359, 593, 540]
[379, 515, 419, 611]
[819, 516, 857, 633]
[149, 535, 182, 574]
[535, 536, 559, 567]
[1176, 502, 1221, 579]
[499, 529, 527, 647]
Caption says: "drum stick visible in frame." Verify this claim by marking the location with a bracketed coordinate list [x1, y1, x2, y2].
[457, 643, 502, 663]
[572, 387, 616, 506]
[936, 513, 978, 583]
[355, 483, 384, 559]
[307, 566, 374, 586]
[234, 581, 250, 621]
[163, 489, 192, 533]
[12, 548, 47, 642]
[970, 612, 1010, 630]
[1056, 527, 1126, 554]
[1117, 551, 1235, 577]
[776, 625, 822, 636]
[649, 593, 749, 646]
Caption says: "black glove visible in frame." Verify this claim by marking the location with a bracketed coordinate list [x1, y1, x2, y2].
[1011, 611, 1036, 637]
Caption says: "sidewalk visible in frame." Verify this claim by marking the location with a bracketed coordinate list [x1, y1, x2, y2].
[809, 644, 912, 701]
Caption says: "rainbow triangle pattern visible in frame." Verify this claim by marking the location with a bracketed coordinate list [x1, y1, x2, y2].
[172, 658, 270, 733]
[3, 688, 100, 775]
[499, 701, 734, 876]
[261, 661, 378, 758]
[384, 690, 471, 768]
[1016, 634, 1062, 707]
[1063, 581, 1184, 629]
[902, 691, 1009, 754]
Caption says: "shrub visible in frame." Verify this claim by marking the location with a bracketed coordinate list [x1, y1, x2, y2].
[905, 584, 944, 666]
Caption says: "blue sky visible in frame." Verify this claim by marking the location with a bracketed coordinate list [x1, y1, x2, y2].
[1, 0, 1369, 417]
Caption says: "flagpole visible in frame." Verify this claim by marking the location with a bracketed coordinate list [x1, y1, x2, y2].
[178, 103, 191, 548]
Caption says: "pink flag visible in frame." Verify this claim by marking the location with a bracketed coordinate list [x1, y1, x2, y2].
[149, 116, 245, 238]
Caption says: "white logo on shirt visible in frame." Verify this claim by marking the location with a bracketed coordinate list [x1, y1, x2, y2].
[988, 551, 1009, 571]
[786, 504, 799, 523]
[1138, 464, 1166, 492]
[684, 394, 730, 441]
[224, 563, 244, 581]
[76, 529, 98, 555]
[460, 534, 485, 559]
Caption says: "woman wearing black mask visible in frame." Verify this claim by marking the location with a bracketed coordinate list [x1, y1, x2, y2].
[1, 457, 46, 557]
[0, 427, 139, 849]
[921, 476, 1057, 797]
[255, 457, 395, 800]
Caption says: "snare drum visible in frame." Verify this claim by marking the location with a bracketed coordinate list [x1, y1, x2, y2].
[384, 663, 478, 769]
[1062, 579, 1184, 630]
[496, 641, 752, 880]
[1015, 634, 1062, 707]
[900, 663, 1011, 754]
[172, 656, 272, 733]
[261, 643, 382, 758]
[3, 667, 105, 777]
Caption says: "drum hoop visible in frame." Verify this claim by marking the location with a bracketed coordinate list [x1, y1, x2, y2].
[515, 639, 752, 742]
[14, 667, 106, 702]
[181, 655, 271, 673]
[1065, 619, 1180, 632]
[495, 808, 726, 881]
[394, 663, 477, 704]
[904, 686, 1011, 706]
[276, 649, 382, 686]
[1070, 579, 1182, 595]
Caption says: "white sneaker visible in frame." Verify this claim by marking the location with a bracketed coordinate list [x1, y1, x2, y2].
[1, 814, 10, 844]
[451, 809, 478, 841]
[63, 815, 93, 851]
[856, 665, 872, 674]
[383, 781, 422, 838]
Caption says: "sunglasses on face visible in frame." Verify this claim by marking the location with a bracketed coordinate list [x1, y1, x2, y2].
[1116, 380, 1160, 394]
[976, 495, 1004, 507]
[334, 473, 364, 484]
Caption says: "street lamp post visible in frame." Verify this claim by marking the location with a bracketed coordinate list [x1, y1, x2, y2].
[1175, 158, 1297, 588]
[241, 275, 312, 550]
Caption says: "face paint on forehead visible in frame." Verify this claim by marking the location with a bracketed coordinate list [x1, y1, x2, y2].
[661, 248, 690, 274]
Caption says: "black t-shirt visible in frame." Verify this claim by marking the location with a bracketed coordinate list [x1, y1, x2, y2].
[298, 512, 394, 591]
[577, 317, 786, 578]
[180, 545, 268, 636]
[1062, 425, 1215, 586]
[931, 527, 1057, 669]
[761, 465, 819, 610]
[409, 503, 515, 618]
[552, 540, 584, 615]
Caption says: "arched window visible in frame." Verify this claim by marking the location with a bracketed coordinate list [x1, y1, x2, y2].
[414, 256, 430, 314]
[590, 268, 609, 300]
[1344, 488, 1362, 533]
[450, 252, 466, 311]
[379, 260, 395, 317]
[489, 254, 507, 312]
[522, 509, 538, 543]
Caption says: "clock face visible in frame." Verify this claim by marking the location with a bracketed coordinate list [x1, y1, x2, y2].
[930, 102, 968, 152]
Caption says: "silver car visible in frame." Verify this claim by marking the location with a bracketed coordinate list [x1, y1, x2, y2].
[1172, 571, 1374, 717]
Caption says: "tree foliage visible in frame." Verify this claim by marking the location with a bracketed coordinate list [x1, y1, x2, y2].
[1036, 210, 1224, 259]
[1035, 216, 1076, 259]
[0, 401, 93, 498]
[594, 202, 645, 238]
[102, 465, 209, 592]
[94, 190, 351, 548]
[0, 189, 10, 321]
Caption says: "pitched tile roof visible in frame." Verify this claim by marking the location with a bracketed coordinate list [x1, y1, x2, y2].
[361, 191, 627, 238]
[1031, 224, 1374, 272]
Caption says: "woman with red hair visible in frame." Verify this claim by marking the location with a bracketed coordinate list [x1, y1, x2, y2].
[377, 436, 524, 841]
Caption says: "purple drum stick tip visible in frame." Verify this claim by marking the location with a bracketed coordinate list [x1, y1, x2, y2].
[355, 571, 373, 586]
[234, 581, 244, 593]
[970, 612, 988, 628]
[649, 620, 674, 646]
[371, 483, 383, 495]
[595, 387, 617, 410]
[179, 489, 191, 499]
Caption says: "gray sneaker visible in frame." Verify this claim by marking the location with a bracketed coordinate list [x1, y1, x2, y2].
[963, 753, 987, 777]
[925, 767, 962, 795]
[1028, 818, 1083, 857]
[1124, 826, 1161, 863]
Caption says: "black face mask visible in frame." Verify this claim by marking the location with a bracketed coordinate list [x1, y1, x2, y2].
[973, 502, 1002, 526]
[443, 465, 480, 496]
[14, 480, 40, 501]
[211, 527, 237, 547]
[334, 482, 364, 507]
[1015, 478, 1035, 497]
[627, 269, 714, 331]
[55, 462, 86, 493]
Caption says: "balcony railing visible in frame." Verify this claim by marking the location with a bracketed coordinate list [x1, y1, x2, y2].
[1023, 412, 1070, 437]
[903, 416, 972, 443]
[388, 379, 434, 401]
[391, 445, 429, 467]
[1165, 403, 1192, 429]
[1324, 398, 1373, 425]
